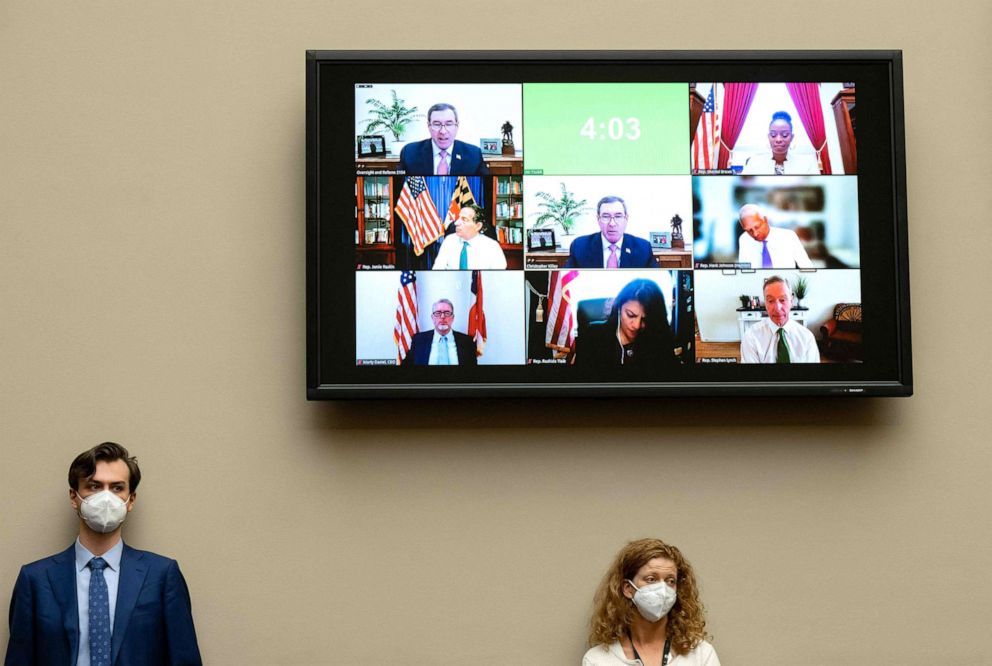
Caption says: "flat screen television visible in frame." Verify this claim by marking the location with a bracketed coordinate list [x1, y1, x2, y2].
[307, 50, 911, 398]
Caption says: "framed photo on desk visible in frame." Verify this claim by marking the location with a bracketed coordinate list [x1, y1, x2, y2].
[650, 231, 672, 249]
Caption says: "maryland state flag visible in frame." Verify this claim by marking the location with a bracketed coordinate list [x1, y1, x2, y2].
[467, 270, 487, 357]
[443, 176, 476, 229]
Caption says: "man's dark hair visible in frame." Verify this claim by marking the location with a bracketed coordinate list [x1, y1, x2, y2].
[68, 442, 141, 492]
[596, 196, 628, 217]
[427, 103, 459, 123]
[463, 204, 487, 231]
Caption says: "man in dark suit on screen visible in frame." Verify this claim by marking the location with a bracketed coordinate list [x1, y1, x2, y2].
[563, 196, 658, 269]
[402, 298, 478, 366]
[5, 442, 202, 665]
[399, 103, 490, 176]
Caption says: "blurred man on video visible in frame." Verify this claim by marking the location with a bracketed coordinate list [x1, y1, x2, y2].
[737, 203, 813, 269]
[741, 275, 820, 363]
[402, 298, 478, 366]
[432, 204, 507, 270]
[563, 196, 658, 269]
[399, 103, 490, 176]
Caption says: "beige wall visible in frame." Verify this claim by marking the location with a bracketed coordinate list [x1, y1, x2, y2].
[2, 1, 990, 663]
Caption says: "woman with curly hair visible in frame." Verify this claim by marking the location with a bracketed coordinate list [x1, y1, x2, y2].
[582, 538, 720, 665]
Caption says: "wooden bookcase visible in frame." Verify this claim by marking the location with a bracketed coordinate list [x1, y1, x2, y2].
[493, 175, 523, 270]
[356, 176, 396, 266]
[493, 175, 523, 248]
[831, 87, 857, 175]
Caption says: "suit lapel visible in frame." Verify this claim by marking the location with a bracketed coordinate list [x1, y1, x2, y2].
[450, 141, 463, 174]
[48, 545, 80, 663]
[590, 235, 604, 267]
[619, 236, 632, 268]
[419, 140, 434, 174]
[418, 333, 432, 365]
[112, 545, 149, 665]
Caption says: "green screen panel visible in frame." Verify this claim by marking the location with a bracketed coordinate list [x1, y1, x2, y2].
[523, 83, 689, 175]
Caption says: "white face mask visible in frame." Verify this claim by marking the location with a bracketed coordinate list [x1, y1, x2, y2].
[627, 579, 677, 622]
[76, 490, 129, 533]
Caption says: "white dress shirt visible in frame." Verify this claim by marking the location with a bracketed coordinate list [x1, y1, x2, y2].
[738, 226, 813, 269]
[432, 232, 507, 270]
[740, 151, 821, 175]
[75, 538, 124, 666]
[740, 318, 820, 363]
[427, 330, 460, 365]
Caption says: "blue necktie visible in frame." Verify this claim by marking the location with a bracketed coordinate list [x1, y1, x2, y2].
[88, 557, 111, 666]
[438, 336, 450, 365]
[459, 241, 469, 270]
[761, 241, 772, 268]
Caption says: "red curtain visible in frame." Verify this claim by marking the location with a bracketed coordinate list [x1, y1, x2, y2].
[717, 83, 758, 169]
[786, 82, 833, 175]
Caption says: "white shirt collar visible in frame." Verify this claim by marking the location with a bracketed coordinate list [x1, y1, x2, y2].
[433, 141, 453, 159]
[75, 537, 124, 573]
[600, 233, 624, 249]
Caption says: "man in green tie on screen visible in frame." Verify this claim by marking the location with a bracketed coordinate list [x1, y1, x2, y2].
[432, 204, 507, 270]
[740, 275, 820, 363]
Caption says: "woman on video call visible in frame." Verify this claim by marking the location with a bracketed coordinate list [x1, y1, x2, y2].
[575, 279, 678, 370]
[583, 538, 720, 666]
[741, 110, 821, 175]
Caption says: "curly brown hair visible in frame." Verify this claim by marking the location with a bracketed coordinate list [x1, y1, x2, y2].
[588, 538, 709, 656]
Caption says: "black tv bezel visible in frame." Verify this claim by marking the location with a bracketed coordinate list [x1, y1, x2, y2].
[306, 50, 912, 399]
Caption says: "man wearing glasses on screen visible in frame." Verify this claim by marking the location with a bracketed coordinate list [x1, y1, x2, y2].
[564, 196, 658, 269]
[399, 103, 490, 176]
[402, 299, 478, 366]
[740, 275, 820, 363]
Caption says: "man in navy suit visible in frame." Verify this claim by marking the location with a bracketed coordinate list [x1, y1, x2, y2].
[5, 442, 201, 665]
[401, 298, 478, 366]
[399, 103, 490, 176]
[563, 196, 659, 269]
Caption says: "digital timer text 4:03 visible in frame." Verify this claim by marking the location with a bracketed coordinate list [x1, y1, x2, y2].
[580, 117, 641, 141]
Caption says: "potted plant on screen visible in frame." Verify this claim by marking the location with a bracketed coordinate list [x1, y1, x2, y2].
[361, 90, 422, 153]
[793, 276, 809, 307]
[532, 182, 590, 238]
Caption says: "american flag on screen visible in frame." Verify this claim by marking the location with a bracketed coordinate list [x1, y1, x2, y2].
[443, 176, 476, 229]
[394, 271, 419, 362]
[395, 177, 443, 256]
[545, 270, 578, 351]
[692, 84, 720, 172]
[468, 270, 487, 357]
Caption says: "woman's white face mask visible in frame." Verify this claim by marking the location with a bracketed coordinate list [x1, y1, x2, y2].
[76, 490, 129, 533]
[626, 579, 677, 622]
